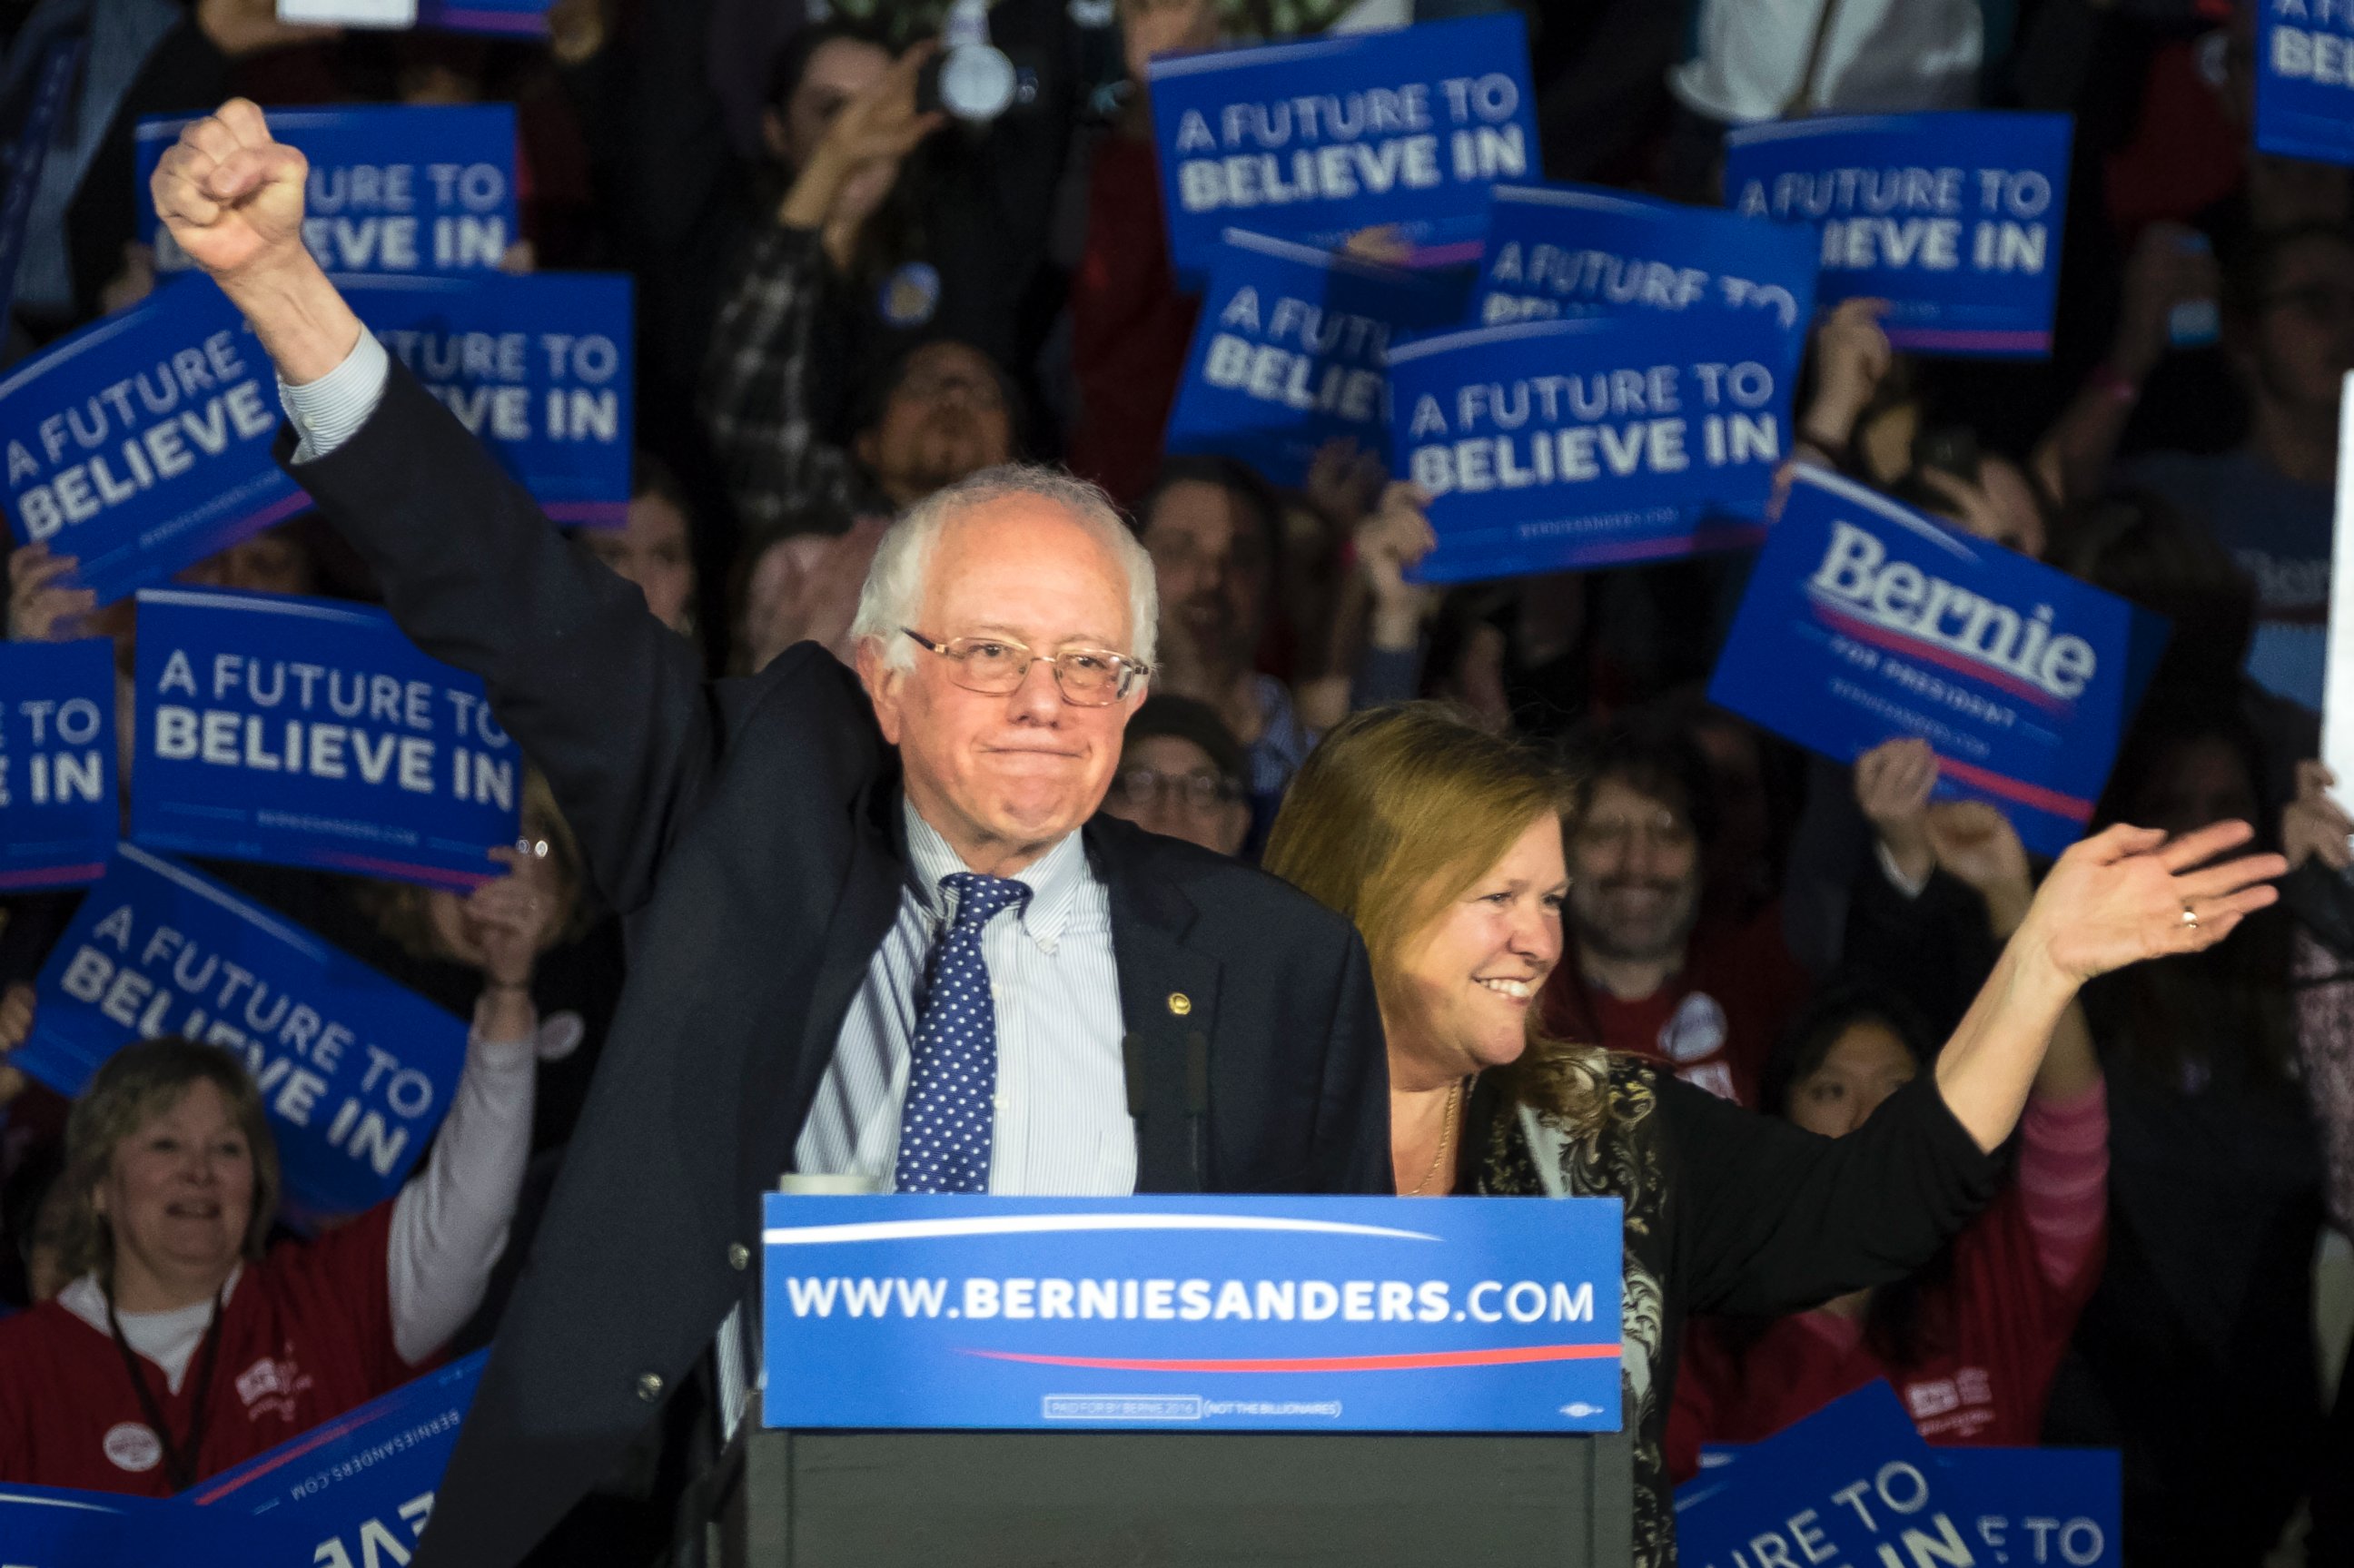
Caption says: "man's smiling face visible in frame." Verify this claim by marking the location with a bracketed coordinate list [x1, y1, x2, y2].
[862, 496, 1146, 870]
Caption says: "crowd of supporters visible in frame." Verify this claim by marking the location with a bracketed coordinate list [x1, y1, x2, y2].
[1, 0, 2351, 1563]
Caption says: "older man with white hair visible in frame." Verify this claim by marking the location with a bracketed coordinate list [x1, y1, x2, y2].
[150, 100, 1391, 1568]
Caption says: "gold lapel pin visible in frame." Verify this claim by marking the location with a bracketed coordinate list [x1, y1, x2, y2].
[1167, 991, 1192, 1017]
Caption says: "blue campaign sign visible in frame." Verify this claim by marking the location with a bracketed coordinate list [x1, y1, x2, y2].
[762, 1195, 1624, 1434]
[417, 0, 549, 35]
[0, 1484, 171, 1565]
[1937, 1448, 2121, 1568]
[137, 105, 518, 278]
[1385, 309, 1794, 583]
[346, 272, 633, 525]
[1476, 183, 1819, 378]
[1707, 467, 2167, 858]
[187, 1352, 486, 1566]
[1686, 1399, 2121, 1568]
[2257, 4, 2354, 165]
[129, 587, 520, 890]
[0, 1356, 485, 1564]
[1674, 1382, 1965, 1565]
[1723, 113, 2074, 357]
[0, 277, 304, 605]
[1163, 229, 1461, 487]
[1147, 15, 1538, 281]
[15, 843, 470, 1218]
[0, 639, 115, 891]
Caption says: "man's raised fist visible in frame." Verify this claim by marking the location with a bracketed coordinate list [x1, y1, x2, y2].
[148, 97, 309, 284]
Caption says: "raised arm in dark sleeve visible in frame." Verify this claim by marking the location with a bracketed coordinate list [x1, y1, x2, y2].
[1668, 1073, 2004, 1318]
[280, 361, 727, 915]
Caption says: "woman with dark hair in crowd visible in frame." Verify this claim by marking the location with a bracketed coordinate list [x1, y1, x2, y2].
[0, 851, 557, 1494]
[2042, 696, 2332, 1567]
[1668, 964, 2107, 1472]
[1262, 703, 2277, 1567]
[576, 453, 701, 642]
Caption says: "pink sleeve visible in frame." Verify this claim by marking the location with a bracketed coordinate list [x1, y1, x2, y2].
[2016, 1079, 2109, 1295]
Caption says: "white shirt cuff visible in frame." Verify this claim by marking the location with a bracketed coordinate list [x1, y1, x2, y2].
[276, 329, 391, 463]
[1874, 837, 1934, 900]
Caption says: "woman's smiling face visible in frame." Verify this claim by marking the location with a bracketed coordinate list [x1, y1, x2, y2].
[1385, 813, 1568, 1087]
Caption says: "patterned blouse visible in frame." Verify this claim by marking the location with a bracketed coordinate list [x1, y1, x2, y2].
[1468, 1053, 2003, 1567]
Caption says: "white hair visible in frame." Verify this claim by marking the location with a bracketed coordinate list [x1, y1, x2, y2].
[850, 463, 1160, 675]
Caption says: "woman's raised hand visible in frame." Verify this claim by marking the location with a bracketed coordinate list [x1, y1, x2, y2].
[2016, 821, 2284, 984]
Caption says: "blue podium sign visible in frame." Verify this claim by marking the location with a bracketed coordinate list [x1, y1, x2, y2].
[0, 278, 304, 605]
[1707, 467, 2166, 857]
[343, 272, 634, 526]
[761, 1195, 1624, 1434]
[1147, 15, 1538, 281]
[1386, 310, 1793, 582]
[1722, 113, 2073, 357]
[130, 587, 520, 890]
[16, 843, 470, 1220]
[1163, 229, 1460, 487]
[0, 638, 116, 891]
[137, 105, 518, 278]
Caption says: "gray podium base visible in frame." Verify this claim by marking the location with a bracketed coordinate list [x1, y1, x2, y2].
[707, 1397, 1635, 1567]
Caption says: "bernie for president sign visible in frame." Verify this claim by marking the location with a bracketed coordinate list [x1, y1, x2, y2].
[1708, 466, 2168, 857]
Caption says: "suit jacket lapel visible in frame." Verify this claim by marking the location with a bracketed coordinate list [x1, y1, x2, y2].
[1091, 822, 1224, 1193]
[737, 767, 907, 1200]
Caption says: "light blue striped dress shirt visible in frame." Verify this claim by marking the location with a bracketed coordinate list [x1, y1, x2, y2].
[795, 803, 1136, 1194]
[280, 338, 1140, 1198]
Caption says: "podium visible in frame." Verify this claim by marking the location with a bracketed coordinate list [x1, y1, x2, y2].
[706, 1403, 1636, 1566]
[700, 1193, 1636, 1566]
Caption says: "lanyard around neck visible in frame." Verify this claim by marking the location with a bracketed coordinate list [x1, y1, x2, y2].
[105, 1287, 227, 1492]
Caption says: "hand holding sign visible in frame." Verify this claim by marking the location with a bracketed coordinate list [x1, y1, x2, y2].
[2283, 760, 2354, 873]
[0, 981, 31, 1108]
[1854, 735, 1937, 886]
[1804, 298, 1893, 451]
[6, 541, 94, 641]
[2021, 820, 2282, 984]
[1356, 480, 1437, 647]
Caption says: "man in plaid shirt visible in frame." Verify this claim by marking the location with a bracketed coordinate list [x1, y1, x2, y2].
[700, 28, 1029, 537]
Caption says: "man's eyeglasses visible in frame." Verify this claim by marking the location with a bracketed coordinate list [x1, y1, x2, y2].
[1112, 767, 1243, 812]
[902, 629, 1150, 706]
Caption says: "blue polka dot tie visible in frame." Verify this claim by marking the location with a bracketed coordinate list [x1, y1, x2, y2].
[893, 872, 1032, 1194]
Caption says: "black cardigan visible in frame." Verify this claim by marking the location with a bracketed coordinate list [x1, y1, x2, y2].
[1469, 1060, 2003, 1568]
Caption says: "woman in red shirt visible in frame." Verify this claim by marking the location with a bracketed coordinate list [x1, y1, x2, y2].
[0, 850, 555, 1494]
[1668, 800, 2109, 1474]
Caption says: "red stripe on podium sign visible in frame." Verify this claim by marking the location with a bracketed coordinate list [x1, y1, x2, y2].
[964, 1342, 1622, 1374]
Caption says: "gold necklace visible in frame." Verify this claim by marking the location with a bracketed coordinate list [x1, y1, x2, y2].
[1409, 1079, 1463, 1197]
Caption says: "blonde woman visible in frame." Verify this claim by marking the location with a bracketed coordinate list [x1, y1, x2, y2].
[1263, 704, 2280, 1568]
[0, 849, 557, 1494]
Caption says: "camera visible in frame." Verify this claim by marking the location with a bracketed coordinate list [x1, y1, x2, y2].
[917, 0, 1020, 123]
